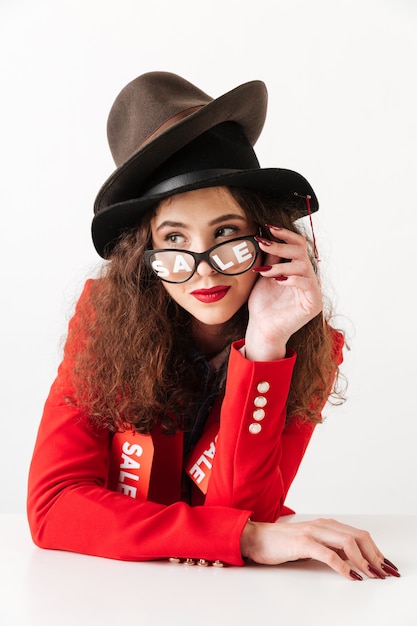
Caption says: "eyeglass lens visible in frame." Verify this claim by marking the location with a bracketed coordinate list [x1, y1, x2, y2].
[148, 238, 257, 282]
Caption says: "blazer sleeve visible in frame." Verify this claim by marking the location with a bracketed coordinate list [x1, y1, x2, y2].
[204, 341, 297, 521]
[27, 281, 251, 566]
[205, 331, 344, 522]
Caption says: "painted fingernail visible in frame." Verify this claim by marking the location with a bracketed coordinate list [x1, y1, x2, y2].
[367, 565, 385, 579]
[265, 224, 283, 230]
[252, 265, 273, 272]
[384, 558, 399, 571]
[254, 236, 272, 246]
[274, 275, 288, 282]
[381, 563, 401, 577]
[349, 570, 363, 581]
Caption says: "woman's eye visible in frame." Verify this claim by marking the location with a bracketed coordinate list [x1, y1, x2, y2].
[215, 226, 239, 238]
[165, 233, 185, 245]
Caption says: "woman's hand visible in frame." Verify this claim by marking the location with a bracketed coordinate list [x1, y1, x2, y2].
[245, 225, 323, 361]
[240, 517, 400, 581]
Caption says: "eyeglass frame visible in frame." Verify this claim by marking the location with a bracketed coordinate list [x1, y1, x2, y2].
[144, 234, 261, 284]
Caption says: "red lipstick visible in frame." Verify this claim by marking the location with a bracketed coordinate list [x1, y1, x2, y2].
[190, 286, 230, 303]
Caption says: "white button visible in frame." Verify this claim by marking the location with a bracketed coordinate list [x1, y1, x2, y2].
[249, 423, 262, 434]
[257, 381, 270, 393]
[253, 409, 265, 421]
[254, 396, 267, 408]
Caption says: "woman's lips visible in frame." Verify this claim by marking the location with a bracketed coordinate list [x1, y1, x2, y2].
[190, 286, 230, 303]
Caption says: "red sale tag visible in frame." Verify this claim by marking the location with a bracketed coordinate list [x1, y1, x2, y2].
[185, 422, 219, 494]
[108, 429, 154, 499]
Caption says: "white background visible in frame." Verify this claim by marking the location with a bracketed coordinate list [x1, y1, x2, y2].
[1, 0, 416, 516]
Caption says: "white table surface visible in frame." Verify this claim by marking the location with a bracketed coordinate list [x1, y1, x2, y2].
[0, 513, 415, 626]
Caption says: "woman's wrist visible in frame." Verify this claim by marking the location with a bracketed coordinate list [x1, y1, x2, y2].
[240, 519, 258, 560]
[244, 325, 288, 362]
[244, 344, 287, 362]
[244, 332, 287, 361]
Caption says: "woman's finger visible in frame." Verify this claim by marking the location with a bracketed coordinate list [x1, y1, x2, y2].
[304, 518, 397, 580]
[255, 259, 317, 280]
[255, 237, 307, 264]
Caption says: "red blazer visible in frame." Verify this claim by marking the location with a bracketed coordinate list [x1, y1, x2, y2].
[27, 281, 343, 566]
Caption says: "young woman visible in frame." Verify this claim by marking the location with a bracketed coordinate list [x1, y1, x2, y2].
[27, 71, 399, 581]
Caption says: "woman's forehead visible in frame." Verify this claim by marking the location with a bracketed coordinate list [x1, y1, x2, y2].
[152, 187, 248, 225]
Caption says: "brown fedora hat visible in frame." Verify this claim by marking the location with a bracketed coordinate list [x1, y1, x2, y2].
[92, 71, 318, 258]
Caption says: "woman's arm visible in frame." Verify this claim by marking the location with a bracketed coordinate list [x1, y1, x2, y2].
[204, 341, 299, 521]
[27, 372, 251, 564]
[204, 331, 342, 520]
[205, 225, 339, 520]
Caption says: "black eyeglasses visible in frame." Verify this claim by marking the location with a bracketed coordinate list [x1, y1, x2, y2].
[144, 235, 260, 284]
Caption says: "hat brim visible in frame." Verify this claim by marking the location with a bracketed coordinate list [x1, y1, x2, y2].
[92, 167, 318, 258]
[94, 80, 268, 213]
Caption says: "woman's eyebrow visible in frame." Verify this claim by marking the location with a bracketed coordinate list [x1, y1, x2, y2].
[208, 214, 246, 226]
[156, 213, 246, 232]
[155, 214, 246, 232]
[155, 220, 186, 232]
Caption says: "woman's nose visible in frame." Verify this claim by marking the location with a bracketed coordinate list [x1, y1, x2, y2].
[195, 259, 217, 277]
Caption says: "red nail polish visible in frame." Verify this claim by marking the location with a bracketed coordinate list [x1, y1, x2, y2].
[252, 265, 272, 272]
[367, 565, 385, 579]
[381, 563, 401, 577]
[349, 570, 363, 581]
[265, 223, 283, 230]
[384, 558, 398, 571]
[274, 275, 288, 282]
[254, 236, 272, 246]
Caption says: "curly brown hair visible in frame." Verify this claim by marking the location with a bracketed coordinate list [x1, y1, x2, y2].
[63, 187, 345, 434]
